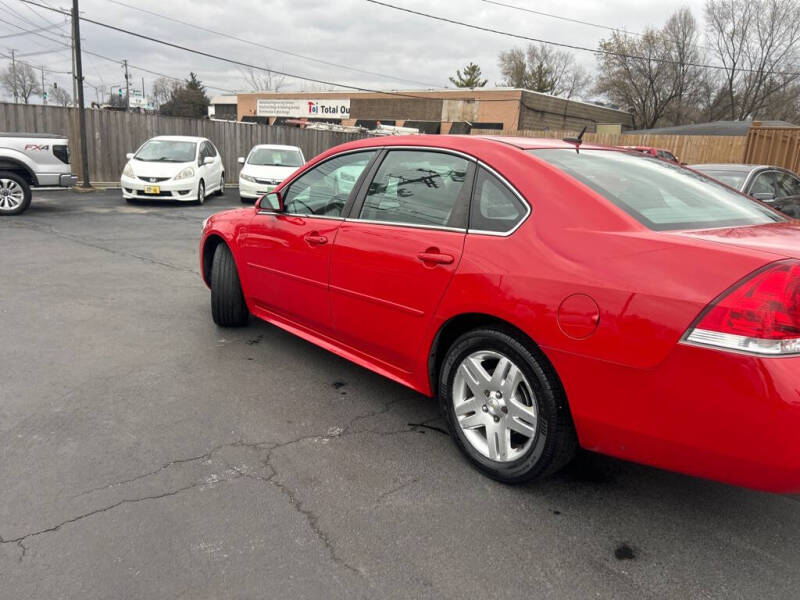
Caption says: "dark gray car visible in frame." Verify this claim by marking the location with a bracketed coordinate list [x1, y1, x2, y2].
[691, 163, 800, 200]
[691, 163, 800, 218]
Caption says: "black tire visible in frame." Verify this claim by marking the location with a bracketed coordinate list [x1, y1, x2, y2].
[240, 195, 255, 204]
[195, 180, 205, 205]
[125, 197, 138, 204]
[215, 174, 225, 196]
[210, 244, 248, 327]
[438, 328, 577, 484]
[0, 171, 32, 216]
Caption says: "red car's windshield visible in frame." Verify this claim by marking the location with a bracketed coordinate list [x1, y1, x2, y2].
[530, 149, 785, 231]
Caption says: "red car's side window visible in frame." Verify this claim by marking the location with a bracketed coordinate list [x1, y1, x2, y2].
[469, 167, 529, 234]
[358, 150, 472, 229]
[282, 151, 377, 218]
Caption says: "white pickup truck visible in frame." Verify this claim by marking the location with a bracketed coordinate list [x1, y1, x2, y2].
[0, 132, 78, 215]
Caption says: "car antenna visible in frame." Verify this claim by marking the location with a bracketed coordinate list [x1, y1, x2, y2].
[563, 125, 587, 154]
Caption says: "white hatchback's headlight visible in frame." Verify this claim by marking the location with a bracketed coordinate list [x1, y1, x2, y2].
[174, 167, 195, 180]
[122, 163, 134, 178]
[240, 173, 256, 183]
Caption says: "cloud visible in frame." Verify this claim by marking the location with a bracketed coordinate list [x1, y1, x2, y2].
[2, 0, 708, 102]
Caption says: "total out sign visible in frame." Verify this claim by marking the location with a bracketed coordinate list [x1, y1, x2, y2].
[256, 98, 351, 119]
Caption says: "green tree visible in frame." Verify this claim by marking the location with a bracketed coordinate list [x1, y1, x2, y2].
[160, 72, 210, 118]
[449, 62, 488, 88]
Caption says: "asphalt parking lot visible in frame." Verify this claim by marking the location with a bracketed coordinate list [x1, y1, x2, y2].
[1, 189, 799, 599]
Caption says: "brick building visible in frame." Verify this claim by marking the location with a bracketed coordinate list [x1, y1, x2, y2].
[236, 88, 633, 134]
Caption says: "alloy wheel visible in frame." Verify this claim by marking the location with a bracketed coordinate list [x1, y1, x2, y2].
[452, 350, 538, 462]
[0, 179, 24, 212]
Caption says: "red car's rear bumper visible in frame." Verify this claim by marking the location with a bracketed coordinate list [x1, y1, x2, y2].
[549, 344, 800, 493]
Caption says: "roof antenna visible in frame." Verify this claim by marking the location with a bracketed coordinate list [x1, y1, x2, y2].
[563, 125, 587, 153]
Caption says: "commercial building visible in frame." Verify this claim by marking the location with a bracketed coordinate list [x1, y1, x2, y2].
[236, 88, 633, 134]
[209, 95, 238, 121]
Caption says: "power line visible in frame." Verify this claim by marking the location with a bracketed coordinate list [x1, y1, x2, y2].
[364, 0, 799, 76]
[104, 0, 441, 89]
[480, 0, 644, 38]
[20, 0, 438, 98]
[19, 0, 61, 27]
[481, 0, 716, 54]
[0, 21, 61, 38]
[0, 13, 237, 93]
[0, 50, 70, 73]
[9, 45, 64, 57]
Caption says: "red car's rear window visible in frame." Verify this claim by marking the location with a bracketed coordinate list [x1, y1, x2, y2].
[530, 149, 785, 231]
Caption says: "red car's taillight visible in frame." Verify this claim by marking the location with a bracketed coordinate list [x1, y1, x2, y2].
[685, 260, 800, 355]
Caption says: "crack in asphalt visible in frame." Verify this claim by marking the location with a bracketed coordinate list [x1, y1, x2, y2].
[1, 392, 428, 578]
[0, 480, 209, 547]
[71, 440, 273, 499]
[375, 477, 420, 504]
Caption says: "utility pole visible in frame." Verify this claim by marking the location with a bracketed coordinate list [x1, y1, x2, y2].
[66, 9, 77, 105]
[123, 59, 129, 110]
[41, 66, 46, 105]
[72, 0, 90, 187]
[10, 49, 17, 103]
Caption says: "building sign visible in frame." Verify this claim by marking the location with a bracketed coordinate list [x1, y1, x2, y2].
[256, 98, 350, 119]
[128, 90, 152, 110]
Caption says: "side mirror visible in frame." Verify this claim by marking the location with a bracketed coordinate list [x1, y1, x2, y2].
[753, 191, 776, 202]
[126, 152, 134, 160]
[257, 191, 284, 212]
[238, 157, 245, 165]
[203, 156, 215, 165]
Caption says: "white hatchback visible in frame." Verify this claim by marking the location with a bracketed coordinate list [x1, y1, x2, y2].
[121, 136, 225, 204]
[238, 144, 305, 203]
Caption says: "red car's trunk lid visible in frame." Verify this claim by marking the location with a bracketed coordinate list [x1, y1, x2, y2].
[675, 221, 800, 260]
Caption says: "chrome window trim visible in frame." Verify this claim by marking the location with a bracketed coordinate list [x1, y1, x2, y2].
[342, 217, 465, 233]
[279, 147, 382, 192]
[260, 148, 380, 220]
[345, 146, 476, 231]
[258, 144, 532, 235]
[256, 208, 345, 221]
[467, 161, 532, 237]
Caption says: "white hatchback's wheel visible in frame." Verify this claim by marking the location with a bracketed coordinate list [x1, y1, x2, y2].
[0, 172, 31, 216]
[453, 350, 538, 462]
[216, 174, 225, 196]
[196, 180, 205, 205]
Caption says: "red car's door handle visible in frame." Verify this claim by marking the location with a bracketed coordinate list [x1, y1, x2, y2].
[417, 251, 455, 265]
[305, 233, 328, 246]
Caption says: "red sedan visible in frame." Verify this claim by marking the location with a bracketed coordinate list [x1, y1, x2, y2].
[200, 135, 800, 492]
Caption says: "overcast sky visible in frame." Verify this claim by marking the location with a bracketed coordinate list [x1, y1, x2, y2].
[1, 0, 709, 103]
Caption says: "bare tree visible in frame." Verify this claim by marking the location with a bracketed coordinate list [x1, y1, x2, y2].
[595, 30, 679, 129]
[1, 61, 42, 104]
[241, 68, 286, 92]
[49, 84, 70, 107]
[663, 7, 710, 124]
[498, 44, 592, 99]
[151, 76, 178, 108]
[706, 0, 800, 119]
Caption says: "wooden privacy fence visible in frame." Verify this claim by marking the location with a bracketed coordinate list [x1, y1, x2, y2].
[0, 103, 366, 183]
[476, 129, 748, 165]
[743, 124, 800, 172]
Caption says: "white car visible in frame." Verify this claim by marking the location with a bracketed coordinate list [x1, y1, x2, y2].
[238, 144, 305, 203]
[121, 136, 225, 204]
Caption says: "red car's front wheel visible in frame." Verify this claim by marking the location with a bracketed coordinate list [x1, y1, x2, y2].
[210, 244, 249, 327]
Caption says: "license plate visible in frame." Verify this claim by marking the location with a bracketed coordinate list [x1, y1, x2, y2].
[144, 185, 160, 194]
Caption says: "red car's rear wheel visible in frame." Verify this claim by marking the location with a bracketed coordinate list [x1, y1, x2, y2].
[439, 328, 577, 483]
